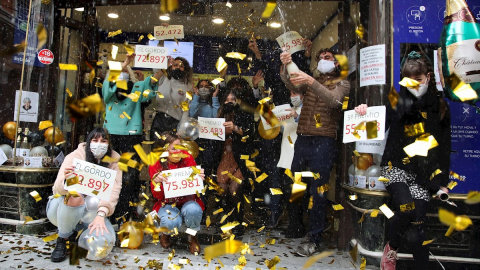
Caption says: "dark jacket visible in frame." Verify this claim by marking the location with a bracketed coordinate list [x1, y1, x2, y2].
[381, 88, 451, 192]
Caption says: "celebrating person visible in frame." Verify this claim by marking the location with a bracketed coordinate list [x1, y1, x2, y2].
[189, 79, 220, 119]
[280, 48, 350, 256]
[149, 131, 205, 254]
[355, 51, 451, 270]
[47, 128, 122, 262]
[150, 57, 193, 139]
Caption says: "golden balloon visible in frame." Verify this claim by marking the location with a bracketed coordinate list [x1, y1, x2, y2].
[2, 121, 17, 140]
[118, 221, 144, 249]
[181, 140, 199, 158]
[44, 127, 64, 144]
[258, 121, 280, 140]
[356, 153, 373, 170]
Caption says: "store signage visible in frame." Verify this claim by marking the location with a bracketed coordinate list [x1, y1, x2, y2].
[37, 49, 54, 65]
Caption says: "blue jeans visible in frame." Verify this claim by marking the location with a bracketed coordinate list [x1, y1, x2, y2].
[158, 201, 203, 232]
[288, 135, 337, 243]
[46, 196, 89, 238]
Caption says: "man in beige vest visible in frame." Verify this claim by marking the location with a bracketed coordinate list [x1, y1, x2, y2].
[280, 48, 350, 256]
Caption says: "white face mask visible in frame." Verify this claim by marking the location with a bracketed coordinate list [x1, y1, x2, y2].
[317, 59, 336, 74]
[407, 79, 429, 99]
[198, 87, 211, 99]
[90, 143, 108, 159]
[118, 72, 130, 81]
[290, 95, 303, 107]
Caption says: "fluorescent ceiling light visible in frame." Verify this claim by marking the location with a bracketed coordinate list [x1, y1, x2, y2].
[212, 18, 224, 24]
[108, 13, 119, 19]
[74, 7, 84, 12]
[159, 15, 171, 21]
[269, 22, 282, 28]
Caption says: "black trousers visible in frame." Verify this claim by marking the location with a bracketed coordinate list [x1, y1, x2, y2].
[150, 112, 180, 141]
[387, 182, 429, 269]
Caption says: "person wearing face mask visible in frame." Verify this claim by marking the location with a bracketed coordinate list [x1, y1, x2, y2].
[213, 81, 256, 235]
[149, 131, 205, 254]
[149, 57, 194, 140]
[189, 80, 220, 119]
[355, 51, 450, 270]
[47, 128, 122, 262]
[279, 48, 350, 256]
[102, 53, 156, 223]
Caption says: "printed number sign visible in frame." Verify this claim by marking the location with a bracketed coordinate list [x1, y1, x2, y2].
[198, 117, 225, 141]
[154, 25, 184, 40]
[162, 166, 204, 199]
[276, 31, 306, 54]
[343, 106, 386, 143]
[65, 158, 117, 201]
[134, 45, 168, 69]
[260, 104, 295, 130]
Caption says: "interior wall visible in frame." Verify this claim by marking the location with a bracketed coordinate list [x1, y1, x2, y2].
[309, 14, 340, 71]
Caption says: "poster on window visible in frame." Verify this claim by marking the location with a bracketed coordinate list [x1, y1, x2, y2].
[14, 90, 39, 123]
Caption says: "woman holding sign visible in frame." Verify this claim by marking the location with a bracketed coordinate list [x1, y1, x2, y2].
[149, 131, 205, 254]
[47, 128, 123, 262]
[355, 51, 451, 270]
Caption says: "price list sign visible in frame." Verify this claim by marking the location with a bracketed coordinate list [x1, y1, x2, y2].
[65, 158, 117, 201]
[162, 166, 204, 199]
[134, 45, 168, 69]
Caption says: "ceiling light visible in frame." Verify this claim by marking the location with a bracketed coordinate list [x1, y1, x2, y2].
[159, 15, 170, 21]
[212, 18, 224, 24]
[269, 22, 282, 28]
[74, 7, 84, 12]
[108, 13, 119, 19]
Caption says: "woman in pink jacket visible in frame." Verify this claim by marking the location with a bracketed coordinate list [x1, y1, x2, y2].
[47, 128, 123, 262]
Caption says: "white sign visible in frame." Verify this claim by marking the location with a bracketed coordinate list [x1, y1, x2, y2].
[354, 175, 367, 188]
[14, 90, 39, 123]
[368, 176, 386, 191]
[347, 45, 357, 75]
[154, 25, 185, 40]
[260, 104, 295, 130]
[276, 31, 306, 55]
[65, 158, 118, 201]
[24, 157, 42, 168]
[164, 41, 194, 67]
[162, 166, 204, 199]
[134, 45, 168, 69]
[355, 129, 389, 154]
[0, 149, 7, 165]
[343, 106, 386, 143]
[16, 148, 30, 158]
[433, 50, 443, 91]
[53, 151, 65, 167]
[198, 117, 225, 141]
[360, 44, 386, 87]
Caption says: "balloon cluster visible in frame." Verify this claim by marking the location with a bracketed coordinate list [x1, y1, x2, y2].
[176, 117, 199, 141]
[78, 218, 116, 260]
[348, 152, 383, 189]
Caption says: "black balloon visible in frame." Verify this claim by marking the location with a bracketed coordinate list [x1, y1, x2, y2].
[27, 131, 45, 147]
[45, 145, 64, 156]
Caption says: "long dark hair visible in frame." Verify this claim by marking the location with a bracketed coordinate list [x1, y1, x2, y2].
[225, 77, 256, 107]
[196, 79, 215, 106]
[167, 57, 193, 85]
[153, 131, 181, 170]
[85, 127, 112, 167]
[401, 51, 447, 120]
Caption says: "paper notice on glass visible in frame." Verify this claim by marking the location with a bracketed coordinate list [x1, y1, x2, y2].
[134, 45, 168, 69]
[276, 31, 306, 54]
[343, 106, 386, 143]
[260, 104, 295, 130]
[53, 151, 65, 167]
[347, 45, 357, 75]
[154, 25, 184, 40]
[198, 117, 225, 141]
[24, 157, 42, 168]
[355, 129, 389, 154]
[14, 90, 39, 123]
[359, 44, 386, 87]
[65, 158, 118, 201]
[162, 166, 204, 199]
[0, 149, 7, 165]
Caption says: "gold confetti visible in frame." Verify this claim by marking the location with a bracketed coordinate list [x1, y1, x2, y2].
[36, 23, 47, 51]
[124, 43, 135, 55]
[438, 208, 472, 231]
[404, 122, 425, 137]
[240, 155, 250, 160]
[265, 255, 280, 269]
[353, 150, 360, 157]
[39, 120, 53, 130]
[23, 216, 34, 224]
[403, 134, 438, 157]
[370, 209, 380, 217]
[42, 233, 58, 242]
[302, 251, 334, 269]
[204, 239, 243, 261]
[308, 196, 313, 210]
[181, 101, 189, 111]
[314, 114, 322, 128]
[357, 212, 365, 223]
[66, 175, 79, 186]
[342, 96, 349, 110]
[213, 208, 224, 215]
[142, 193, 149, 200]
[378, 177, 389, 182]
[422, 239, 435, 246]
[290, 181, 307, 202]
[258, 97, 272, 104]
[255, 173, 268, 183]
[402, 157, 410, 164]
[379, 204, 394, 219]
[399, 77, 420, 89]
[147, 33, 155, 40]
[429, 169, 442, 181]
[350, 243, 358, 262]
[138, 35, 144, 42]
[226, 52, 247, 60]
[257, 226, 265, 232]
[91, 190, 99, 195]
[284, 169, 293, 180]
[59, 63, 77, 70]
[68, 190, 80, 197]
[465, 191, 480, 204]
[29, 191, 42, 202]
[261, 0, 277, 18]
[366, 121, 378, 139]
[349, 194, 358, 200]
[445, 225, 455, 237]
[360, 257, 366, 270]
[123, 111, 131, 120]
[221, 221, 240, 233]
[216, 57, 228, 73]
[447, 181, 457, 190]
[243, 194, 251, 204]
[206, 216, 211, 227]
[399, 202, 415, 212]
[446, 72, 478, 102]
[270, 188, 283, 195]
[332, 204, 344, 211]
[450, 171, 465, 181]
[241, 135, 249, 142]
[186, 91, 193, 101]
[388, 86, 400, 109]
[108, 29, 122, 37]
[355, 24, 365, 39]
[251, 149, 260, 158]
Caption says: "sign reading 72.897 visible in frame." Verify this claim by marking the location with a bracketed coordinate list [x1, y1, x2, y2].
[134, 45, 168, 69]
